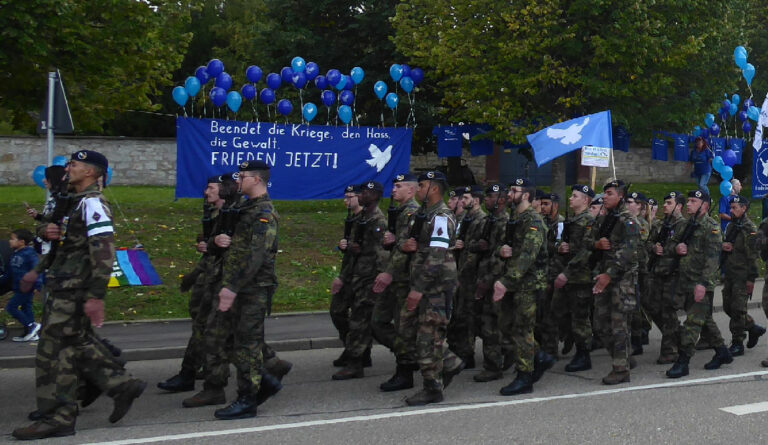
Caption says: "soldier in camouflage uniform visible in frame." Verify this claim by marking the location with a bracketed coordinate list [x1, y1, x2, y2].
[399, 171, 463, 406]
[647, 191, 688, 364]
[625, 191, 652, 356]
[553, 184, 596, 372]
[372, 174, 421, 391]
[666, 188, 732, 378]
[13, 150, 146, 440]
[333, 181, 388, 380]
[755, 217, 768, 367]
[721, 195, 765, 356]
[537, 192, 564, 357]
[474, 184, 513, 382]
[447, 184, 487, 368]
[588, 180, 640, 385]
[448, 187, 465, 221]
[493, 178, 554, 396]
[330, 184, 368, 368]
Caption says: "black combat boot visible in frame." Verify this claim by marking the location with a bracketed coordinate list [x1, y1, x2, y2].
[473, 369, 504, 382]
[499, 371, 533, 396]
[108, 379, 147, 423]
[704, 345, 733, 370]
[462, 355, 476, 370]
[405, 379, 444, 406]
[728, 342, 745, 357]
[214, 394, 258, 420]
[255, 372, 283, 405]
[531, 350, 556, 383]
[157, 368, 195, 392]
[631, 337, 644, 356]
[78, 381, 104, 408]
[564, 345, 591, 372]
[182, 386, 226, 408]
[12, 420, 76, 440]
[442, 358, 466, 389]
[380, 364, 416, 392]
[332, 350, 349, 367]
[602, 367, 630, 385]
[666, 352, 690, 378]
[747, 324, 766, 348]
[590, 336, 603, 351]
[332, 358, 364, 380]
[264, 357, 293, 381]
[561, 333, 575, 356]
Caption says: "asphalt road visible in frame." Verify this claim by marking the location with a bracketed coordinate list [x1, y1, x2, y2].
[2, 309, 768, 444]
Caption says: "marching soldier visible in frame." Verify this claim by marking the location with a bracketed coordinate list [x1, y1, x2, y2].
[625, 191, 651, 356]
[448, 187, 465, 219]
[538, 192, 564, 357]
[755, 216, 768, 367]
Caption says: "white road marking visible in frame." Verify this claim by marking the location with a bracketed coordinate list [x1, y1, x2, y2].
[720, 401, 768, 415]
[88, 370, 768, 445]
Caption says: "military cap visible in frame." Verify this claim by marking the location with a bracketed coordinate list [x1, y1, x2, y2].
[418, 170, 448, 182]
[510, 178, 533, 188]
[485, 183, 506, 194]
[647, 198, 658, 207]
[71, 150, 108, 170]
[207, 174, 223, 184]
[591, 194, 604, 206]
[571, 184, 595, 198]
[688, 188, 710, 202]
[534, 189, 548, 200]
[603, 179, 626, 192]
[463, 184, 485, 197]
[361, 181, 384, 192]
[731, 195, 749, 205]
[238, 160, 270, 171]
[344, 184, 362, 194]
[542, 192, 560, 202]
[393, 173, 418, 183]
[222, 172, 238, 182]
[664, 191, 683, 201]
[628, 191, 647, 202]
[450, 187, 465, 198]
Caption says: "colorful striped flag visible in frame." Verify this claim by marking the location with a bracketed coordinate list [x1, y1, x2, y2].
[108, 249, 162, 287]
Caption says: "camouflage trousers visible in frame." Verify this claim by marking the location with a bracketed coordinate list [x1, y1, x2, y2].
[678, 288, 725, 358]
[630, 272, 652, 343]
[180, 272, 216, 375]
[371, 280, 416, 365]
[761, 275, 768, 320]
[204, 287, 268, 397]
[343, 275, 378, 361]
[398, 290, 461, 389]
[646, 274, 683, 357]
[535, 286, 559, 357]
[35, 290, 130, 427]
[552, 283, 593, 348]
[722, 277, 756, 343]
[447, 280, 480, 360]
[330, 282, 354, 345]
[594, 279, 636, 371]
[498, 290, 537, 373]
[479, 288, 511, 372]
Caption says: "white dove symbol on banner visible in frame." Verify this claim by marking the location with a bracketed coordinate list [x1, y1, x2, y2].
[366, 144, 393, 172]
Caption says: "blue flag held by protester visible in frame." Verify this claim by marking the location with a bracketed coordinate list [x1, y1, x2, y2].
[527, 111, 613, 166]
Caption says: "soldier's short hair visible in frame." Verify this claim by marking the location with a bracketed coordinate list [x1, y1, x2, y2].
[11, 228, 34, 245]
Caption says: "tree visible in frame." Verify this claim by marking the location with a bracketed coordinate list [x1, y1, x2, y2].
[0, 0, 195, 134]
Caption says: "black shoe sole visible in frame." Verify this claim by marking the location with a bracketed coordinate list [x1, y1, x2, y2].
[214, 410, 257, 420]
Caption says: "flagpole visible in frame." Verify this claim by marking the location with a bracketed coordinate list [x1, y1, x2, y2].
[610, 149, 616, 180]
[590, 166, 596, 190]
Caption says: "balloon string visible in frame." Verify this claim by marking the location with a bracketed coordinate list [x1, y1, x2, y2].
[380, 101, 385, 128]
[327, 107, 330, 126]
[353, 85, 359, 127]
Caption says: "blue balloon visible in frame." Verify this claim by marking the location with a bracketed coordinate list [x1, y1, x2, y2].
[241, 84, 256, 101]
[266, 73, 281, 90]
[743, 121, 752, 133]
[738, 110, 748, 122]
[321, 90, 336, 107]
[207, 59, 224, 77]
[721, 165, 733, 181]
[723, 149, 738, 167]
[744, 98, 754, 110]
[226, 91, 242, 113]
[185, 76, 201, 97]
[704, 113, 715, 127]
[246, 65, 262, 83]
[729, 103, 738, 116]
[410, 68, 424, 85]
[722, 99, 731, 110]
[335, 74, 347, 91]
[305, 62, 320, 81]
[338, 105, 352, 124]
[277, 99, 293, 116]
[734, 46, 748, 69]
[209, 87, 226, 107]
[259, 88, 275, 105]
[748, 105, 760, 121]
[326, 69, 341, 86]
[389, 64, 403, 82]
[303, 102, 318, 122]
[401, 64, 411, 78]
[52, 155, 67, 167]
[314, 75, 328, 90]
[385, 92, 399, 110]
[215, 72, 232, 91]
[195, 66, 210, 84]
[339, 90, 355, 106]
[291, 71, 307, 89]
[350, 67, 365, 85]
[732, 94, 740, 106]
[743, 63, 755, 86]
[172, 86, 189, 107]
[32, 165, 46, 188]
[106, 167, 113, 186]
[713, 155, 725, 173]
[374, 81, 387, 100]
[281, 66, 294, 84]
[400, 76, 414, 93]
[291, 56, 306, 73]
[710, 123, 720, 136]
[700, 127, 709, 138]
[344, 76, 354, 90]
[720, 180, 733, 196]
[692, 126, 701, 137]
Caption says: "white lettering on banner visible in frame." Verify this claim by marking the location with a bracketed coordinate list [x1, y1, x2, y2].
[342, 128, 361, 139]
[210, 120, 262, 135]
[232, 136, 277, 150]
[210, 151, 276, 166]
[581, 146, 611, 168]
[284, 152, 338, 169]
[366, 128, 390, 139]
[291, 125, 332, 142]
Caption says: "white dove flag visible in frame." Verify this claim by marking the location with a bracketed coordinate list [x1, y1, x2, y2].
[753, 92, 768, 151]
[527, 110, 613, 167]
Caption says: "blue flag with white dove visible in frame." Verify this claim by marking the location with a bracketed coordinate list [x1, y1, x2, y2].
[526, 110, 613, 166]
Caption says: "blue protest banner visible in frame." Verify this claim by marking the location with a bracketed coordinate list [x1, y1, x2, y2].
[175, 117, 412, 199]
[527, 110, 613, 166]
[752, 140, 768, 198]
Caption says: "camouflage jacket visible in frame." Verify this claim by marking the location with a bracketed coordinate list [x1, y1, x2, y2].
[647, 213, 686, 276]
[723, 216, 759, 282]
[189, 205, 221, 277]
[37, 183, 115, 301]
[665, 214, 720, 290]
[456, 205, 488, 280]
[497, 207, 548, 292]
[588, 203, 640, 282]
[410, 200, 457, 295]
[221, 193, 279, 293]
[338, 209, 363, 282]
[476, 209, 510, 286]
[383, 199, 420, 282]
[344, 206, 387, 281]
[546, 213, 566, 280]
[560, 209, 596, 285]
[636, 217, 651, 273]
[756, 217, 768, 274]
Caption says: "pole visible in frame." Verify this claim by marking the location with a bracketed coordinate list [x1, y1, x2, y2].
[590, 166, 596, 190]
[46, 71, 56, 200]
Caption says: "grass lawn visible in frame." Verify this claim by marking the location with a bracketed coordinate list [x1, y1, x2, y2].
[0, 181, 764, 325]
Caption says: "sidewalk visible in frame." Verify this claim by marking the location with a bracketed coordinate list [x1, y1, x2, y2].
[1, 281, 765, 368]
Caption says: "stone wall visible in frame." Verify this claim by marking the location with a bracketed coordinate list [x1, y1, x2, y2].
[0, 135, 689, 186]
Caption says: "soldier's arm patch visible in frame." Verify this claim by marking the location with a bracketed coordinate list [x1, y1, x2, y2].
[429, 215, 450, 248]
[83, 197, 113, 237]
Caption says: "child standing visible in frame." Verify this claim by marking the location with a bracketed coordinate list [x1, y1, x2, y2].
[6, 229, 40, 342]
